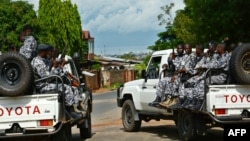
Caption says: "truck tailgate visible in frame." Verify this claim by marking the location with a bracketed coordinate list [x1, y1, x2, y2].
[0, 94, 60, 130]
[206, 85, 250, 116]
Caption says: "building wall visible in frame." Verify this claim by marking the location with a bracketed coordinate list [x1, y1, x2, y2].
[84, 69, 136, 90]
[84, 70, 100, 90]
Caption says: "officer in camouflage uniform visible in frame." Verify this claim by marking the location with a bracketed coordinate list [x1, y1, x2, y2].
[149, 44, 188, 107]
[31, 44, 85, 119]
[180, 41, 218, 108]
[184, 42, 230, 110]
[165, 44, 206, 109]
[19, 24, 37, 61]
[161, 44, 203, 109]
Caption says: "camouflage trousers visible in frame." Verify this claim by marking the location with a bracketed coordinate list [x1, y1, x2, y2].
[39, 83, 81, 106]
[182, 80, 205, 99]
[156, 76, 180, 101]
[182, 73, 227, 100]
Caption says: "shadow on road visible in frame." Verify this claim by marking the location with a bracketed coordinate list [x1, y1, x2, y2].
[122, 124, 224, 141]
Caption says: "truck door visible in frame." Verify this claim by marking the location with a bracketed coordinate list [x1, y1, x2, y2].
[139, 56, 162, 109]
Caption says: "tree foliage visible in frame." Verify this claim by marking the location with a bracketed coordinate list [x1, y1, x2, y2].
[180, 0, 250, 43]
[0, 0, 37, 51]
[149, 3, 183, 51]
[38, 0, 87, 56]
[151, 0, 250, 52]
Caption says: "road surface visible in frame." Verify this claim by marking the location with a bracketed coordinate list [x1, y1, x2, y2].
[71, 91, 224, 141]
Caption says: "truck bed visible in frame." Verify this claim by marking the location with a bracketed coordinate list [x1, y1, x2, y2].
[206, 84, 250, 123]
[0, 94, 61, 131]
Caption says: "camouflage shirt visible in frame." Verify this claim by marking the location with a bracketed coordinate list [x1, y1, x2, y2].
[31, 56, 62, 78]
[19, 35, 37, 60]
[173, 54, 189, 71]
[202, 52, 230, 72]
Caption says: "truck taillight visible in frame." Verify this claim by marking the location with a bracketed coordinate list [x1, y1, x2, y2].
[39, 119, 53, 126]
[214, 109, 226, 115]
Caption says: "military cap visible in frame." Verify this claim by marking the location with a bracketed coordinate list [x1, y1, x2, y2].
[22, 24, 33, 31]
[37, 44, 51, 51]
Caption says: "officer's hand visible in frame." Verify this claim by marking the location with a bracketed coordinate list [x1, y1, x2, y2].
[52, 59, 59, 68]
[61, 58, 68, 67]
[178, 68, 185, 73]
[162, 64, 168, 69]
[171, 75, 176, 82]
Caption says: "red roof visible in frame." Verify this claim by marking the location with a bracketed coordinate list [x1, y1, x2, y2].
[82, 30, 94, 40]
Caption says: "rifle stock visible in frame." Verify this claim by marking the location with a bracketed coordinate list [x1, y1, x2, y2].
[172, 47, 175, 59]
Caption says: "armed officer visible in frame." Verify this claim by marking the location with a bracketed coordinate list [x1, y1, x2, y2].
[149, 44, 188, 107]
[31, 44, 85, 119]
[19, 24, 37, 61]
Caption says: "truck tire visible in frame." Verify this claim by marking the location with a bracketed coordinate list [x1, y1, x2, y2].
[79, 100, 92, 139]
[0, 52, 34, 96]
[51, 125, 72, 141]
[122, 99, 142, 132]
[177, 110, 197, 141]
[230, 43, 250, 84]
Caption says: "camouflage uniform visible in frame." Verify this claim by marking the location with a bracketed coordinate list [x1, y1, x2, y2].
[183, 52, 219, 98]
[183, 52, 230, 110]
[19, 35, 37, 61]
[31, 56, 77, 106]
[178, 52, 197, 98]
[155, 53, 188, 101]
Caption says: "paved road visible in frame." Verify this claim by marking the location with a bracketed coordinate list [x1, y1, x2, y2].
[71, 91, 224, 141]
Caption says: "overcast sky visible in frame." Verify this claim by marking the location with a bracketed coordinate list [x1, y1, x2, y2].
[23, 0, 185, 55]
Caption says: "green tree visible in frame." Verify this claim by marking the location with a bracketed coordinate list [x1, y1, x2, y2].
[38, 0, 87, 56]
[176, 0, 250, 43]
[154, 0, 250, 48]
[0, 0, 37, 51]
[172, 11, 196, 44]
[148, 3, 182, 51]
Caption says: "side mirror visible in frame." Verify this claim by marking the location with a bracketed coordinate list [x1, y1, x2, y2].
[141, 70, 148, 82]
[141, 70, 146, 78]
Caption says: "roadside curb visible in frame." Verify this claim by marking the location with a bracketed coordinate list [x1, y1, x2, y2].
[92, 89, 116, 95]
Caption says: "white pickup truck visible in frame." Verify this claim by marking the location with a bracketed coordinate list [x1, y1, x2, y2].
[0, 52, 93, 141]
[117, 44, 250, 140]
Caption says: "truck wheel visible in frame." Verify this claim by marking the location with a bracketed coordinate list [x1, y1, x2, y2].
[177, 110, 196, 141]
[79, 102, 92, 139]
[122, 99, 141, 132]
[0, 52, 34, 96]
[51, 125, 72, 141]
[230, 43, 250, 84]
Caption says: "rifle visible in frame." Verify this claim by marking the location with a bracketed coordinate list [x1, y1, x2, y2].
[171, 47, 176, 60]
[57, 44, 67, 63]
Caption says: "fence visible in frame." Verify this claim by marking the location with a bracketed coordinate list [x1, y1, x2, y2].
[84, 69, 136, 90]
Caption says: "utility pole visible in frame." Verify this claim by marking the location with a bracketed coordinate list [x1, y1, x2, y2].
[104, 44, 106, 56]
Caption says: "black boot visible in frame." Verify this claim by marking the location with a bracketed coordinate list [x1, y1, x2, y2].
[149, 96, 161, 107]
[66, 106, 83, 120]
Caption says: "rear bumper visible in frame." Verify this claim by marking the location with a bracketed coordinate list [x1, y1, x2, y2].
[0, 122, 65, 139]
[209, 113, 250, 124]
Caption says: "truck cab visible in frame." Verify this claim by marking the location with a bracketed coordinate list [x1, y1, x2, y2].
[117, 49, 175, 132]
[117, 44, 250, 141]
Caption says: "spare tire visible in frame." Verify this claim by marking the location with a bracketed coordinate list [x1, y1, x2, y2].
[0, 52, 34, 96]
[230, 43, 250, 84]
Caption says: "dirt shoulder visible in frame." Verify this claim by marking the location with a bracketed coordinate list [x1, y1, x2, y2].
[92, 87, 115, 95]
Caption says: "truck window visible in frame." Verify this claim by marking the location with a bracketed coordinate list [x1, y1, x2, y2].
[146, 56, 162, 79]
